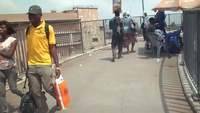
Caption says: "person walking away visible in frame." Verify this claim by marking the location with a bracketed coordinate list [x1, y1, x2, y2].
[146, 18, 156, 54]
[109, 10, 124, 62]
[0, 20, 24, 113]
[122, 12, 137, 53]
[26, 5, 61, 113]
[128, 14, 137, 52]
[147, 18, 165, 62]
[155, 10, 166, 34]
[141, 13, 150, 49]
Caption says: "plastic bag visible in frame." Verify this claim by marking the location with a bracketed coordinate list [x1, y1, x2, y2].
[54, 75, 70, 110]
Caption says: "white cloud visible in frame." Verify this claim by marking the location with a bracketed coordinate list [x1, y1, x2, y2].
[40, 0, 79, 5]
[0, 0, 17, 8]
[0, 0, 161, 17]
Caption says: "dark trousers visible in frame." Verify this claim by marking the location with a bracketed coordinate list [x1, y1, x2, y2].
[0, 68, 24, 113]
[27, 65, 56, 113]
[143, 30, 151, 49]
[143, 30, 148, 41]
[111, 35, 123, 59]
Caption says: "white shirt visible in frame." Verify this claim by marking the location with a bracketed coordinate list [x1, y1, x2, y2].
[144, 16, 149, 29]
[0, 36, 16, 70]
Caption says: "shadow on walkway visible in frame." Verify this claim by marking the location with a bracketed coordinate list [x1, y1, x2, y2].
[49, 105, 57, 113]
[100, 57, 113, 62]
[137, 47, 177, 60]
[159, 57, 194, 113]
[137, 47, 153, 59]
[7, 104, 19, 113]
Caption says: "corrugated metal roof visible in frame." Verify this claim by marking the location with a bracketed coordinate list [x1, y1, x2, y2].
[153, 0, 200, 11]
[180, 0, 200, 9]
[73, 6, 98, 9]
[0, 12, 79, 23]
[153, 0, 181, 11]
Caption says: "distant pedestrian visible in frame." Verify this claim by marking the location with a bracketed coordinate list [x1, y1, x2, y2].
[155, 10, 166, 34]
[109, 10, 124, 62]
[26, 5, 61, 113]
[0, 20, 24, 113]
[141, 12, 150, 49]
[147, 17, 165, 62]
[122, 12, 137, 53]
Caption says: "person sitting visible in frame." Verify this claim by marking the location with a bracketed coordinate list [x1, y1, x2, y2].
[146, 17, 165, 62]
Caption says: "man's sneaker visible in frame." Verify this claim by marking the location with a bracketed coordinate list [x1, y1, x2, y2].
[111, 58, 115, 62]
[56, 103, 61, 111]
[2, 105, 9, 113]
[156, 58, 161, 63]
[118, 55, 122, 59]
[131, 50, 136, 53]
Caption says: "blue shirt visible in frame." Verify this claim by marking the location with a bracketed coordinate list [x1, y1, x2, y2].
[109, 16, 123, 35]
[123, 16, 135, 33]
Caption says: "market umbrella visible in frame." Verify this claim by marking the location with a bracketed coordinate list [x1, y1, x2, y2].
[153, 0, 200, 11]
[153, 0, 181, 11]
[180, 0, 200, 9]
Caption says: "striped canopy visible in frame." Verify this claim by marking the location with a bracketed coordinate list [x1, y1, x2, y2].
[180, 0, 200, 9]
[153, 0, 200, 11]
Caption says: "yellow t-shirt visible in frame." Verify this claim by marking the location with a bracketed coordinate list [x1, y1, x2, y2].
[26, 20, 56, 65]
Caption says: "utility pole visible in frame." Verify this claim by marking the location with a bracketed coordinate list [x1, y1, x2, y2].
[142, 0, 144, 16]
[142, 0, 145, 23]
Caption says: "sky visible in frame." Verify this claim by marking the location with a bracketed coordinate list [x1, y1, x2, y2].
[0, 0, 161, 19]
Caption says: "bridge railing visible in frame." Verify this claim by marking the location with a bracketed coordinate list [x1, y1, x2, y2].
[11, 13, 182, 77]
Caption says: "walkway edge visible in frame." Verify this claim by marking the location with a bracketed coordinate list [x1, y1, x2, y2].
[59, 45, 111, 64]
[159, 58, 169, 113]
[177, 53, 198, 113]
[9, 45, 111, 90]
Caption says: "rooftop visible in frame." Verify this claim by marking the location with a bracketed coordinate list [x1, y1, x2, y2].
[0, 12, 79, 23]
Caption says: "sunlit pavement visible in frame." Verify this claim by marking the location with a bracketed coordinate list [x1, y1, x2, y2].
[7, 41, 193, 113]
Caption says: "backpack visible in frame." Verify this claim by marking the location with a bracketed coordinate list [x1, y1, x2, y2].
[19, 76, 36, 113]
[20, 91, 47, 113]
[123, 17, 135, 32]
[20, 92, 36, 113]
[19, 75, 47, 113]
[130, 19, 136, 32]
[26, 23, 50, 40]
[165, 30, 181, 53]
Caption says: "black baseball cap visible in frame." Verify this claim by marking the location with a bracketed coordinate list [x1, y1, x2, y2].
[28, 5, 42, 15]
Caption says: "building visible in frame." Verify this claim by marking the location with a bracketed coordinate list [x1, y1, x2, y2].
[0, 12, 82, 75]
[74, 7, 99, 21]
[0, 7, 103, 75]
[62, 7, 99, 21]
[62, 7, 103, 50]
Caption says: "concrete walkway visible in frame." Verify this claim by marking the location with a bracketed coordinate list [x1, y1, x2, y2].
[6, 41, 193, 113]
[160, 57, 193, 113]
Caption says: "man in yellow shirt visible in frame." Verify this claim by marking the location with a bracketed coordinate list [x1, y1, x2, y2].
[26, 5, 61, 113]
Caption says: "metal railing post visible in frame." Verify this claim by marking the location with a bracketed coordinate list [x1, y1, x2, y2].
[197, 11, 200, 99]
[103, 20, 107, 45]
[80, 22, 85, 53]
